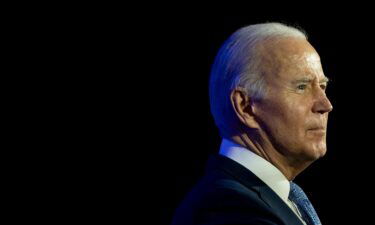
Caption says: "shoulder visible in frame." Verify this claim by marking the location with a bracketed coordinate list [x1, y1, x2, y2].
[172, 175, 281, 225]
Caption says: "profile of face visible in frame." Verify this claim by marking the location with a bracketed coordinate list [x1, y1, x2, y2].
[252, 38, 333, 163]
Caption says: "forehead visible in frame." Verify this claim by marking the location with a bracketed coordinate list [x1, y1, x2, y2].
[258, 38, 325, 81]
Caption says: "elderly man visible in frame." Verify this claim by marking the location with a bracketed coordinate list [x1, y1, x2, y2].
[171, 23, 332, 225]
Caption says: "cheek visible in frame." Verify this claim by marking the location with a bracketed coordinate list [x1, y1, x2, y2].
[275, 104, 309, 142]
[276, 103, 305, 130]
[261, 105, 302, 140]
[256, 97, 309, 138]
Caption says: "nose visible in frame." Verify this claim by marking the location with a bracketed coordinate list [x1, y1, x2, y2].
[312, 89, 333, 114]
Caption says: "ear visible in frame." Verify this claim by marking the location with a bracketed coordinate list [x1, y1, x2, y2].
[230, 88, 260, 129]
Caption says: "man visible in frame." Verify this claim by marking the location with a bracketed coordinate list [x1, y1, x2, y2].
[171, 22, 333, 225]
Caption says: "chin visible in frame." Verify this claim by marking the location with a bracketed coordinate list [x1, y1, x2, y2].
[298, 143, 326, 162]
[316, 149, 327, 159]
[309, 146, 327, 160]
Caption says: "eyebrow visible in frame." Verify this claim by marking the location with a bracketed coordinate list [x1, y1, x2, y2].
[293, 77, 330, 84]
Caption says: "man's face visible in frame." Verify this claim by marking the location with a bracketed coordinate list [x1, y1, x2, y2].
[253, 38, 333, 163]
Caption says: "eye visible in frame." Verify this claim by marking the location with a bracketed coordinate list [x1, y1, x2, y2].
[320, 84, 327, 90]
[297, 84, 307, 90]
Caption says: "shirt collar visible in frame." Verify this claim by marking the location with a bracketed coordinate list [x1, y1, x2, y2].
[219, 138, 291, 203]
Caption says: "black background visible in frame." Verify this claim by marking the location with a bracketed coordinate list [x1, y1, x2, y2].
[143, 15, 375, 225]
[18, 11, 375, 224]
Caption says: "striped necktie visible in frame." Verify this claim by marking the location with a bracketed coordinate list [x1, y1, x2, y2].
[289, 182, 322, 225]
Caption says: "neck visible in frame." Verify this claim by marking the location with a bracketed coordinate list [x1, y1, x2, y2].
[230, 132, 312, 181]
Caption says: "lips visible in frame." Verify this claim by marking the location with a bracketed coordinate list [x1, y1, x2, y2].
[307, 125, 326, 136]
[307, 126, 326, 137]
[308, 126, 325, 130]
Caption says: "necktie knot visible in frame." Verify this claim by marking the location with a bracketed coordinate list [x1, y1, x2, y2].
[289, 182, 322, 225]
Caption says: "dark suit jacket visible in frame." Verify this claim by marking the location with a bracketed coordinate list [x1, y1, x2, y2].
[171, 154, 305, 225]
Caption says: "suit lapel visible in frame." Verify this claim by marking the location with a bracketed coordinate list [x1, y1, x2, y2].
[207, 154, 305, 225]
[258, 184, 305, 225]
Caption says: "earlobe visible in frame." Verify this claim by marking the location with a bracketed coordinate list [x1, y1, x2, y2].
[230, 89, 260, 129]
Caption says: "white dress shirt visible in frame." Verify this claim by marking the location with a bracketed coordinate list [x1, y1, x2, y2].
[219, 138, 306, 225]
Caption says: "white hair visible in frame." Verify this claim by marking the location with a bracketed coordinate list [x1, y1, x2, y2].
[209, 22, 308, 138]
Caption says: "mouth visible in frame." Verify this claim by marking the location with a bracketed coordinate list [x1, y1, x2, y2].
[308, 127, 325, 131]
[307, 123, 326, 130]
[307, 126, 326, 136]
